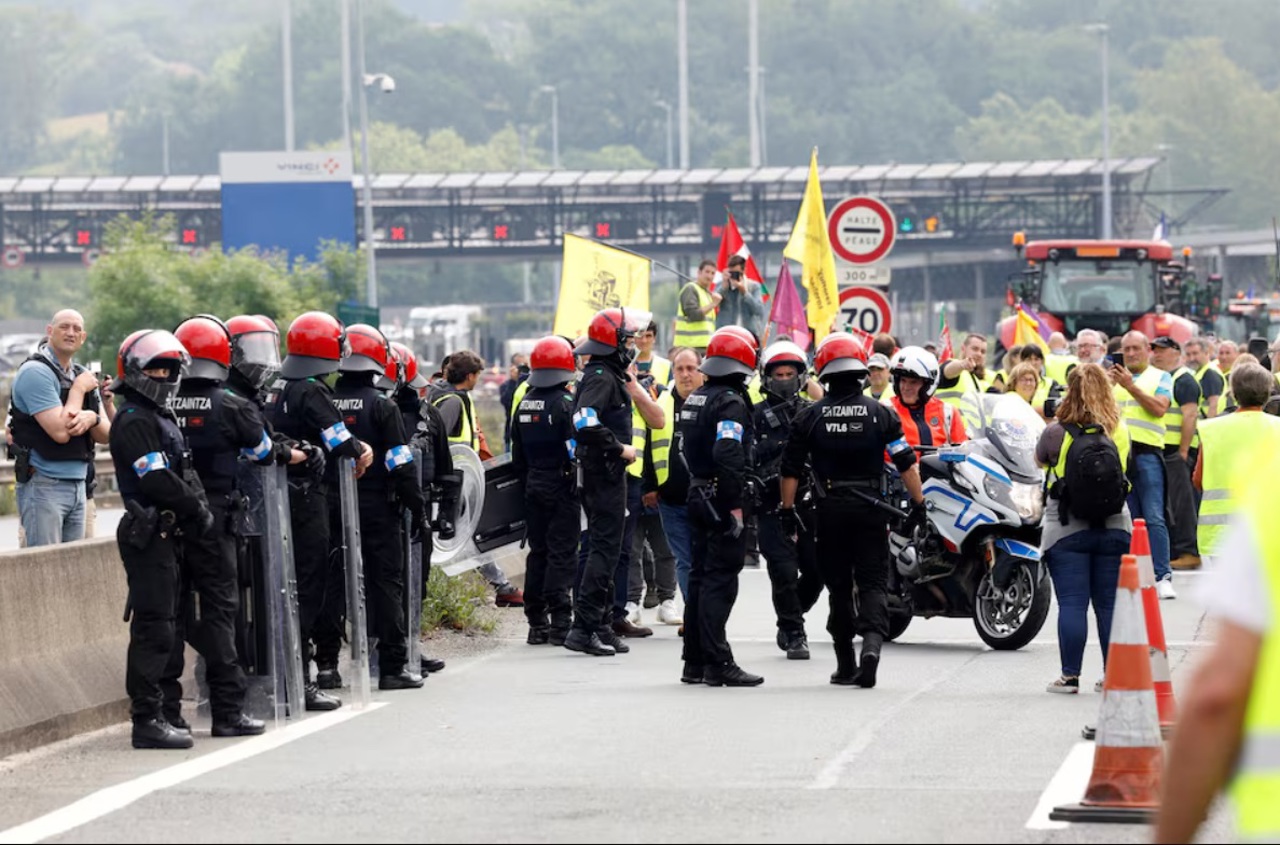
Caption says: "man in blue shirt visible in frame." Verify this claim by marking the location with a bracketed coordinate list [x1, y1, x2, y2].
[8, 310, 111, 546]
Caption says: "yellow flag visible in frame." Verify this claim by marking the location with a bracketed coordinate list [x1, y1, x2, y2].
[783, 149, 840, 342]
[553, 234, 651, 339]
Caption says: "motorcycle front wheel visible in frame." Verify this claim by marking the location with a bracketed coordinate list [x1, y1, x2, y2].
[972, 560, 1051, 651]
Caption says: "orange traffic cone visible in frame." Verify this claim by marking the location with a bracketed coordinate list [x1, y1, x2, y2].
[1052, 554, 1163, 824]
[1083, 519, 1177, 740]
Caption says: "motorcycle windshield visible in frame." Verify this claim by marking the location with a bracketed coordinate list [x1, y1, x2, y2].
[959, 390, 1045, 481]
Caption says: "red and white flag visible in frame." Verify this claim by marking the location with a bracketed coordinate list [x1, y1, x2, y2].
[716, 211, 769, 301]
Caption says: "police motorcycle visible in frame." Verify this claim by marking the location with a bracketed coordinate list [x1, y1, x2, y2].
[885, 389, 1050, 650]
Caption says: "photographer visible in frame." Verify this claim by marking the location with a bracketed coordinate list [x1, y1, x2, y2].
[715, 255, 765, 340]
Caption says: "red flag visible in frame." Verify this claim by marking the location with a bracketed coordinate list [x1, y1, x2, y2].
[847, 326, 875, 359]
[938, 308, 953, 362]
[716, 211, 770, 301]
[766, 260, 810, 350]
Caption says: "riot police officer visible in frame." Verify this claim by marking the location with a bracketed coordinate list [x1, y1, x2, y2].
[330, 325, 426, 689]
[265, 312, 372, 708]
[387, 341, 451, 675]
[566, 307, 650, 657]
[753, 340, 824, 661]
[511, 335, 581, 646]
[679, 326, 763, 687]
[781, 333, 926, 688]
[168, 315, 294, 737]
[109, 329, 212, 749]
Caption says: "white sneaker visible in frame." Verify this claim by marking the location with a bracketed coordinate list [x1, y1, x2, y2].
[626, 601, 641, 624]
[1157, 577, 1177, 600]
[657, 600, 683, 625]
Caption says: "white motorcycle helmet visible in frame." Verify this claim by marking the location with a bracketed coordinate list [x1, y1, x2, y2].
[760, 340, 809, 400]
[890, 345, 940, 402]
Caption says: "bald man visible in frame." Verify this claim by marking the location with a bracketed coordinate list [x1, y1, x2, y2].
[7, 310, 111, 546]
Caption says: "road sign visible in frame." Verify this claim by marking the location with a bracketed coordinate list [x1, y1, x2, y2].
[838, 286, 893, 336]
[828, 196, 896, 265]
[837, 263, 891, 288]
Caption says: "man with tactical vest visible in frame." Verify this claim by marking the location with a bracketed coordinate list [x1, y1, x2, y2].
[936, 332, 996, 408]
[109, 329, 213, 749]
[1151, 336, 1203, 572]
[1154, 443, 1280, 842]
[566, 308, 654, 657]
[781, 332, 926, 689]
[674, 260, 722, 354]
[168, 315, 298, 737]
[265, 312, 372, 710]
[1184, 338, 1224, 420]
[8, 309, 110, 546]
[511, 336, 581, 646]
[678, 326, 762, 686]
[1110, 330, 1176, 598]
[752, 340, 824, 662]
[885, 346, 968, 449]
[387, 342, 452, 676]
[329, 325, 426, 690]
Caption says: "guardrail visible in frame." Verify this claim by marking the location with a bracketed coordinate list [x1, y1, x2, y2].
[0, 453, 117, 487]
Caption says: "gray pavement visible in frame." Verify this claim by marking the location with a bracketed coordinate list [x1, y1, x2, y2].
[0, 566, 1234, 843]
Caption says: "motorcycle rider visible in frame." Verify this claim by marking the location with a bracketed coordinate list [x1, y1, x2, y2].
[780, 332, 926, 688]
[752, 340, 823, 661]
[885, 346, 968, 448]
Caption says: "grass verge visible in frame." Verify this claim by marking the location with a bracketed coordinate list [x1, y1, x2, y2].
[422, 567, 498, 634]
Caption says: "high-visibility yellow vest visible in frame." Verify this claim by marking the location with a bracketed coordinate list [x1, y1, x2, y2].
[1228, 453, 1280, 839]
[1193, 362, 1219, 419]
[1045, 353, 1077, 387]
[1162, 366, 1201, 448]
[1047, 419, 1131, 486]
[1197, 411, 1280, 553]
[650, 390, 676, 487]
[432, 389, 478, 451]
[936, 369, 995, 410]
[868, 384, 892, 403]
[626, 403, 647, 479]
[1113, 366, 1168, 448]
[746, 371, 764, 405]
[511, 380, 530, 413]
[674, 283, 715, 349]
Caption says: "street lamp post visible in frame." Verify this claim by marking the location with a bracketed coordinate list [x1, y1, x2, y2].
[353, 0, 390, 309]
[656, 99, 674, 169]
[1086, 23, 1112, 239]
[539, 85, 559, 169]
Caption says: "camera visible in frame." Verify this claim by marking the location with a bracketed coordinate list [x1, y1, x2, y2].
[729, 270, 743, 281]
[1102, 354, 1119, 369]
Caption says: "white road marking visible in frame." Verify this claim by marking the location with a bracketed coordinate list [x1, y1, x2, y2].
[0, 704, 386, 845]
[1024, 741, 1096, 829]
[807, 656, 976, 790]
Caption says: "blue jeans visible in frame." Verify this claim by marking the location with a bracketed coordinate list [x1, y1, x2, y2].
[1046, 528, 1130, 677]
[658, 500, 693, 602]
[17, 473, 86, 547]
[1127, 451, 1170, 580]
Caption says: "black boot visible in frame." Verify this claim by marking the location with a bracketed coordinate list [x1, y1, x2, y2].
[830, 641, 858, 686]
[786, 633, 811, 661]
[563, 628, 616, 656]
[527, 626, 551, 645]
[316, 664, 343, 690]
[379, 670, 426, 690]
[305, 682, 342, 711]
[704, 662, 764, 687]
[857, 633, 883, 689]
[680, 661, 704, 684]
[420, 656, 446, 673]
[212, 713, 267, 737]
[548, 628, 568, 647]
[132, 718, 194, 750]
[596, 626, 631, 654]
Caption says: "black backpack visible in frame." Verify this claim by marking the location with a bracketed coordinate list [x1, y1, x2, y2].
[1055, 423, 1128, 527]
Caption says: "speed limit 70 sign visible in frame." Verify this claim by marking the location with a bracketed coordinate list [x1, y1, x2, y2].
[838, 286, 893, 335]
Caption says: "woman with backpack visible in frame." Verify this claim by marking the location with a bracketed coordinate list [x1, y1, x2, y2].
[1033, 363, 1134, 693]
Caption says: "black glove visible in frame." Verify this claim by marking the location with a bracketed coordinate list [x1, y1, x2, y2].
[301, 443, 326, 476]
[408, 508, 427, 541]
[903, 501, 928, 535]
[186, 505, 215, 537]
[778, 507, 801, 536]
[435, 516, 457, 541]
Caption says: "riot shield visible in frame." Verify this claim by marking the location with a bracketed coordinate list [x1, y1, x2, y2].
[339, 457, 372, 709]
[404, 508, 422, 674]
[433, 444, 486, 565]
[440, 451, 530, 578]
[262, 464, 305, 720]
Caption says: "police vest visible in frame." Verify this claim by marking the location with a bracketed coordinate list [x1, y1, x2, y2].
[1113, 367, 1168, 448]
[113, 401, 190, 509]
[752, 394, 803, 482]
[171, 382, 240, 495]
[673, 283, 715, 349]
[574, 364, 632, 461]
[515, 385, 576, 471]
[431, 386, 478, 452]
[1229, 458, 1280, 840]
[888, 396, 956, 448]
[8, 353, 100, 463]
[333, 382, 390, 489]
[1196, 411, 1280, 554]
[678, 382, 748, 481]
[936, 369, 994, 409]
[807, 393, 897, 485]
[651, 389, 676, 486]
[1162, 366, 1201, 448]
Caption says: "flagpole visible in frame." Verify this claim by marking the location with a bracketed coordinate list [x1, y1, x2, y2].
[581, 237, 694, 281]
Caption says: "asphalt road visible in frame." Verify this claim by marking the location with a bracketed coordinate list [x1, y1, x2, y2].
[0, 566, 1234, 844]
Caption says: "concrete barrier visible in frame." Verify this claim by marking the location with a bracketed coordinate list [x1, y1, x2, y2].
[0, 537, 130, 758]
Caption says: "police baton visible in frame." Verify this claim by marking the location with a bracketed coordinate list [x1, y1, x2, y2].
[839, 486, 909, 522]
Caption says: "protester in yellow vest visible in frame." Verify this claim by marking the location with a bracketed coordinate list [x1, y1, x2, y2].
[1184, 337, 1224, 419]
[1151, 336, 1203, 570]
[633, 319, 671, 387]
[673, 260, 721, 352]
[1155, 442, 1280, 842]
[430, 350, 485, 453]
[936, 332, 997, 408]
[1045, 331, 1078, 386]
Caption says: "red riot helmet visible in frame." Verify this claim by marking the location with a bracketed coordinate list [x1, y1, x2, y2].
[527, 336, 576, 387]
[115, 329, 191, 408]
[814, 332, 870, 381]
[575, 307, 652, 358]
[282, 311, 348, 379]
[701, 326, 759, 378]
[173, 314, 231, 382]
[341, 323, 391, 375]
[389, 341, 428, 390]
[226, 315, 283, 391]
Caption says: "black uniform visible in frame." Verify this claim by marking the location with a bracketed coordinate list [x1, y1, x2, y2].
[753, 391, 822, 651]
[783, 379, 916, 680]
[394, 388, 456, 600]
[678, 377, 754, 678]
[265, 375, 367, 676]
[167, 378, 287, 724]
[571, 355, 633, 638]
[331, 373, 426, 678]
[511, 382, 580, 641]
[110, 392, 210, 727]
